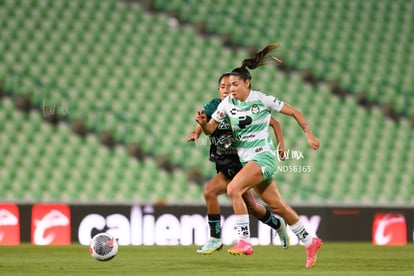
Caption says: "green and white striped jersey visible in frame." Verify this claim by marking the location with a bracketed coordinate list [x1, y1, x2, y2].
[211, 90, 284, 163]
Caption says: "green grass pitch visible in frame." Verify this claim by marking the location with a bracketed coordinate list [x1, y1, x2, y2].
[1, 243, 413, 275]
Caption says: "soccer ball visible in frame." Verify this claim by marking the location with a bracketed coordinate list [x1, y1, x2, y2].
[89, 233, 118, 261]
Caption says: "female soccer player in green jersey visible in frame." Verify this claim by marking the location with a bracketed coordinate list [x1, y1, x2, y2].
[196, 43, 322, 268]
[188, 72, 289, 254]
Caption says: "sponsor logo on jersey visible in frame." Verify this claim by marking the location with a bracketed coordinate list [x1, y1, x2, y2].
[216, 111, 225, 119]
[0, 203, 20, 245]
[230, 108, 249, 115]
[273, 98, 282, 106]
[372, 213, 406, 246]
[237, 134, 256, 140]
[218, 120, 231, 130]
[31, 204, 71, 245]
[255, 147, 263, 153]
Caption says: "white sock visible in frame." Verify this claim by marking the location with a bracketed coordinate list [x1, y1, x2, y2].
[290, 220, 313, 246]
[235, 214, 250, 242]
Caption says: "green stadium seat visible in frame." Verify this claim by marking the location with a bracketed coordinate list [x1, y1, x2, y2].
[0, 0, 413, 205]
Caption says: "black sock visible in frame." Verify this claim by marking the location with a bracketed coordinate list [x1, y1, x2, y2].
[208, 214, 221, 239]
[258, 207, 281, 230]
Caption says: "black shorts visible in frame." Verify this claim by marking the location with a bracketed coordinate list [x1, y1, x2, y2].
[215, 159, 243, 180]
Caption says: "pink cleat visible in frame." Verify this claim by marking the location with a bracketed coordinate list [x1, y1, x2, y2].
[305, 237, 322, 268]
[228, 240, 254, 256]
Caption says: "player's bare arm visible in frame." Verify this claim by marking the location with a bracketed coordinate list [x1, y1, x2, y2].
[195, 110, 219, 135]
[279, 103, 320, 150]
[269, 117, 286, 160]
[187, 124, 202, 142]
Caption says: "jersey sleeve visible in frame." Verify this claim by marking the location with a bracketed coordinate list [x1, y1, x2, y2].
[260, 92, 284, 112]
[203, 98, 221, 121]
[211, 99, 227, 123]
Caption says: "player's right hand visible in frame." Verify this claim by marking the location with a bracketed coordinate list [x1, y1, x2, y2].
[195, 110, 207, 125]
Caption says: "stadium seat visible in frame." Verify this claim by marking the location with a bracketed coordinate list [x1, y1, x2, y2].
[0, 0, 413, 205]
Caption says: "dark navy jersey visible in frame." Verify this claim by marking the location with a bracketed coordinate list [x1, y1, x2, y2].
[203, 98, 238, 165]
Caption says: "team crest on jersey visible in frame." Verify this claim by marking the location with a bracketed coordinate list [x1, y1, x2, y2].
[251, 104, 260, 114]
[218, 120, 231, 130]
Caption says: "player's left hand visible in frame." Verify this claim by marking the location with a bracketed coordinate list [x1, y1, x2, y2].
[278, 149, 286, 160]
[187, 131, 198, 142]
[307, 134, 320, 150]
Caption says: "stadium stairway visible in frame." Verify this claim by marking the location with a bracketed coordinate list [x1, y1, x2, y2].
[150, 0, 414, 120]
[146, 0, 414, 205]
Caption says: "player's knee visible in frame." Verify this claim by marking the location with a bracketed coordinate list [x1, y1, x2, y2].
[226, 184, 240, 199]
[203, 188, 216, 200]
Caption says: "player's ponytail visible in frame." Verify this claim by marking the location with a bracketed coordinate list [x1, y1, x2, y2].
[242, 43, 281, 70]
[230, 43, 281, 81]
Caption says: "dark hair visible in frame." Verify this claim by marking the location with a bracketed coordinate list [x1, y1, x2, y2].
[230, 43, 281, 81]
[218, 72, 231, 84]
